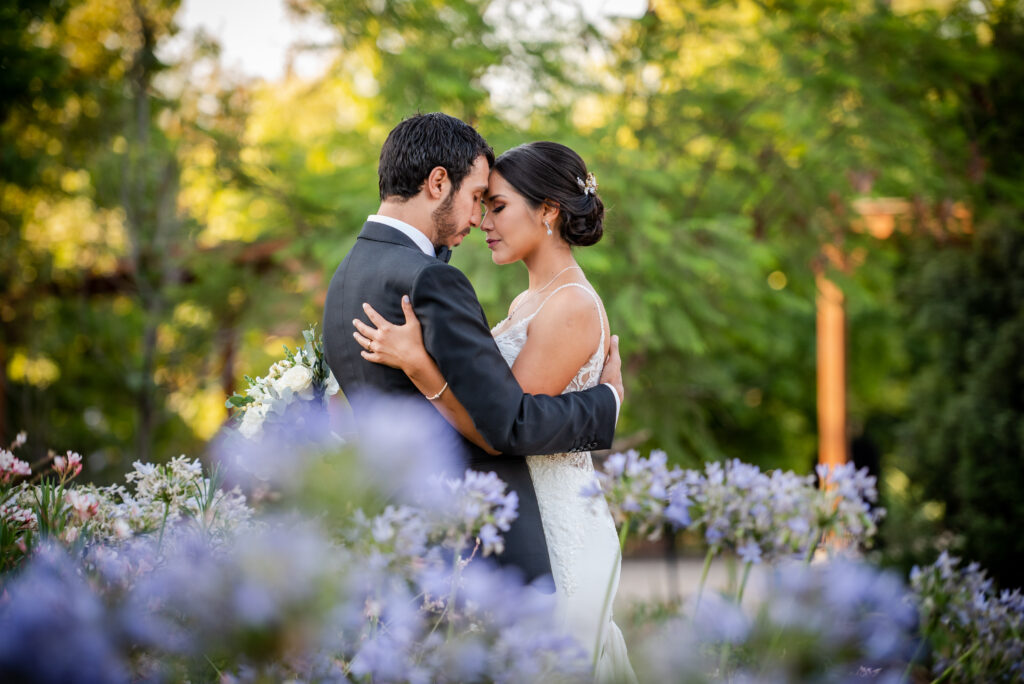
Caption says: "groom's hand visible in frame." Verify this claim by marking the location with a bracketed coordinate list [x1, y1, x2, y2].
[599, 334, 625, 405]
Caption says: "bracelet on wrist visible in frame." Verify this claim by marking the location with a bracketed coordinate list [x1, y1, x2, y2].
[426, 381, 448, 401]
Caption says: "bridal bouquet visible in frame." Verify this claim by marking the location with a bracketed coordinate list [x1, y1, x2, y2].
[226, 325, 340, 440]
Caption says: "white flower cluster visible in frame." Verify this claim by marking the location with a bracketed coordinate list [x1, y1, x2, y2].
[1, 434, 38, 546]
[111, 456, 252, 542]
[229, 326, 340, 440]
[2, 452, 253, 552]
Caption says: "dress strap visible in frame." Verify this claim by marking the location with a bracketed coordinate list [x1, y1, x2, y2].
[524, 283, 606, 357]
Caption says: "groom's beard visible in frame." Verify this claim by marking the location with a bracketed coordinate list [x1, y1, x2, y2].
[431, 188, 459, 248]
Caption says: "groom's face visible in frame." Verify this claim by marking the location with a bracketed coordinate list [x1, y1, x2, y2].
[433, 155, 490, 248]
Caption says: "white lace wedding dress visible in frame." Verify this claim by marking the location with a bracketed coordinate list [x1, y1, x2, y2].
[493, 283, 638, 684]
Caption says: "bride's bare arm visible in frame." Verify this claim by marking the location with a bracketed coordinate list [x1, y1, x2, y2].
[508, 287, 608, 395]
[353, 298, 500, 455]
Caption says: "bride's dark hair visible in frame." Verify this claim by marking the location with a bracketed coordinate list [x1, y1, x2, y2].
[493, 141, 604, 247]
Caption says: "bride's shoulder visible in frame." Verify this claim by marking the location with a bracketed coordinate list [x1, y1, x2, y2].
[532, 283, 604, 328]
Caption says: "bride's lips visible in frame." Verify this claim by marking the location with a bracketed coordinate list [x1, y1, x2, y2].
[486, 238, 500, 250]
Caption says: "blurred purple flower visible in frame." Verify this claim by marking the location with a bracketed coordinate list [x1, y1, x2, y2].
[638, 558, 916, 682]
[604, 452, 626, 477]
[349, 392, 463, 505]
[737, 540, 763, 565]
[127, 519, 349, 670]
[0, 544, 130, 684]
[664, 486, 692, 529]
[585, 448, 684, 539]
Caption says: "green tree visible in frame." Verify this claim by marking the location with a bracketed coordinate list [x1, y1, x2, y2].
[1, 0, 263, 472]
[891, 0, 1024, 588]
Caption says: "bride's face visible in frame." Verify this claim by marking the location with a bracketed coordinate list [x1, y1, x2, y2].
[480, 172, 547, 265]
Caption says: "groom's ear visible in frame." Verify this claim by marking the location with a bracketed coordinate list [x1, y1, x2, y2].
[424, 166, 450, 201]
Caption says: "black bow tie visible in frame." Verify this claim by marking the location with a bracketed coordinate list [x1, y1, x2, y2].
[435, 245, 452, 263]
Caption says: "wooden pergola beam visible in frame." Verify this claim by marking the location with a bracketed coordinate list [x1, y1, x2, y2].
[815, 196, 972, 469]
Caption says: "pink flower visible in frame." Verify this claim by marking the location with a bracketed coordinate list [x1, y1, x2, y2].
[53, 451, 83, 479]
[65, 490, 99, 521]
[0, 448, 31, 483]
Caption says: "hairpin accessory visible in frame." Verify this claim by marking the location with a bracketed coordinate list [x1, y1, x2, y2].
[576, 172, 598, 196]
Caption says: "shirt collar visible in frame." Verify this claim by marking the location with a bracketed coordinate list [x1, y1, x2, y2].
[367, 214, 434, 257]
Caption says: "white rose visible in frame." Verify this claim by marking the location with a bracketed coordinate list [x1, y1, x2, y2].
[273, 365, 315, 400]
[324, 370, 340, 397]
[239, 403, 268, 440]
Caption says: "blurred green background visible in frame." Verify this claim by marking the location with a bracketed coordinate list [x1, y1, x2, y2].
[2, 0, 1022, 585]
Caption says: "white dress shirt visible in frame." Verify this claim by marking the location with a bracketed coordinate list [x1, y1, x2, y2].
[365, 214, 622, 420]
[367, 214, 434, 256]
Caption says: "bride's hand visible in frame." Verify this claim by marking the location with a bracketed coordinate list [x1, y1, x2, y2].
[353, 296, 431, 373]
[599, 334, 625, 405]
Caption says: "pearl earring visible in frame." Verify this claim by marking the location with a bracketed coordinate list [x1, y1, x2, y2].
[544, 220, 553, 236]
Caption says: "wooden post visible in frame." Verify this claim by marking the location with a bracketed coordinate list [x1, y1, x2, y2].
[816, 272, 847, 469]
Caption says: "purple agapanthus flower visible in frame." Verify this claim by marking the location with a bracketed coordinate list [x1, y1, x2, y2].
[0, 543, 130, 684]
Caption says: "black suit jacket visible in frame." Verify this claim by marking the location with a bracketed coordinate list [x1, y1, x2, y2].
[323, 221, 618, 582]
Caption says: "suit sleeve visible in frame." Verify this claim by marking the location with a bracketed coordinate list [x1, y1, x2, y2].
[411, 263, 617, 456]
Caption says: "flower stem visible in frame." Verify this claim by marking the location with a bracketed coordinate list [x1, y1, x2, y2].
[156, 500, 170, 554]
[694, 547, 715, 615]
[719, 641, 732, 679]
[204, 654, 223, 678]
[736, 561, 752, 605]
[899, 636, 928, 684]
[446, 546, 465, 641]
[930, 642, 978, 684]
[804, 533, 819, 565]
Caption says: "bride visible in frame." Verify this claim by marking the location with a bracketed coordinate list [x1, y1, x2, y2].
[352, 141, 636, 683]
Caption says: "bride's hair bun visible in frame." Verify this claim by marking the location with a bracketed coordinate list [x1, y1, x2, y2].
[493, 142, 605, 247]
[563, 193, 604, 247]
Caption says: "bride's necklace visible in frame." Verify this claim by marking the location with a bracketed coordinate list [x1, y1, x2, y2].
[505, 265, 583, 321]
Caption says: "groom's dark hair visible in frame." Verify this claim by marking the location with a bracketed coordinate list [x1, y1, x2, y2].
[378, 113, 494, 201]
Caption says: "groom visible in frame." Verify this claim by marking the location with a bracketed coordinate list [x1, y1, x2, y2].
[323, 113, 623, 585]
